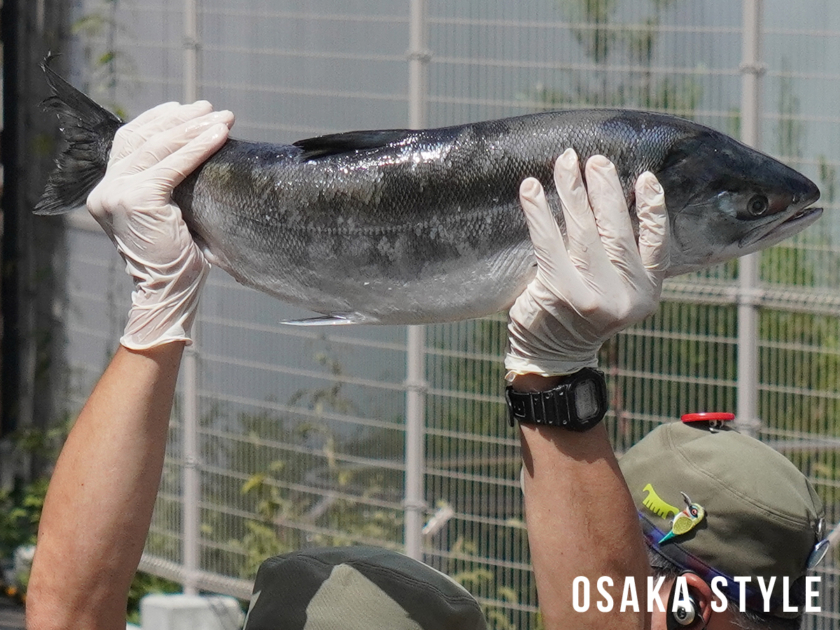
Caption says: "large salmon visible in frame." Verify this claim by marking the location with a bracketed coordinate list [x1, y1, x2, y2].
[36, 63, 821, 325]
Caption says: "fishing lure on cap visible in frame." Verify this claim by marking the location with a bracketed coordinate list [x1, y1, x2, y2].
[659, 492, 706, 544]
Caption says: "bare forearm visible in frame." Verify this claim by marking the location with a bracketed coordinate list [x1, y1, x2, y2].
[514, 375, 650, 630]
[27, 344, 184, 630]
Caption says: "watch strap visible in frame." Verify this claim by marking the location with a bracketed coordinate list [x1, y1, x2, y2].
[505, 368, 607, 431]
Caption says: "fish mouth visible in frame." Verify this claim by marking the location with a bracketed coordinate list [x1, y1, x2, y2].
[739, 205, 823, 249]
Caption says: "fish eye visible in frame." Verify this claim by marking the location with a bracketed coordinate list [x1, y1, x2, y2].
[748, 194, 769, 216]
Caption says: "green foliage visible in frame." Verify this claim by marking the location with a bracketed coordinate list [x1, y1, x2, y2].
[72, 0, 132, 118]
[223, 423, 405, 580]
[0, 479, 49, 562]
[12, 421, 71, 462]
[776, 60, 804, 159]
[192, 341, 539, 627]
[0, 420, 70, 564]
[726, 107, 741, 140]
[611, 244, 840, 544]
[191, 349, 405, 582]
[523, 0, 700, 113]
[641, 77, 703, 114]
[758, 243, 840, 445]
[422, 319, 539, 627]
[818, 156, 837, 204]
[290, 352, 358, 416]
[0, 421, 70, 599]
[230, 462, 297, 578]
[0, 422, 180, 621]
[447, 538, 542, 630]
[564, 0, 618, 65]
[126, 572, 181, 625]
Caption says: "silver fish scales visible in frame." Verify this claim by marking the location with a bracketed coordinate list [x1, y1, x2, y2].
[37, 62, 821, 325]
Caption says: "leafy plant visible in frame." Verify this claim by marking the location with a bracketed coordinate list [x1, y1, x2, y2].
[126, 572, 182, 625]
[522, 0, 700, 114]
[0, 418, 71, 564]
[0, 422, 67, 598]
[0, 478, 49, 562]
[72, 0, 133, 118]
[447, 537, 543, 630]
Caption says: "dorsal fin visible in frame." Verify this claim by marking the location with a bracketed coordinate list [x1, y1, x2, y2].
[293, 129, 415, 160]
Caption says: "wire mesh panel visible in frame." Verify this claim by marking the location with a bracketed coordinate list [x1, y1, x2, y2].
[195, 272, 412, 581]
[57, 0, 840, 628]
[192, 0, 417, 592]
[423, 316, 531, 624]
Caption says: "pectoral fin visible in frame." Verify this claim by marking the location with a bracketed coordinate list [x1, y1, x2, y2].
[280, 313, 378, 326]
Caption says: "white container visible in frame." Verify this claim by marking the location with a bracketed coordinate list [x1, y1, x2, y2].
[140, 594, 244, 630]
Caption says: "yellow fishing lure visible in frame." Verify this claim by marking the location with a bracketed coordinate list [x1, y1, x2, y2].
[641, 483, 679, 519]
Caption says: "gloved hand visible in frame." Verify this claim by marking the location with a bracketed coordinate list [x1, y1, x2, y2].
[506, 148, 669, 377]
[86, 101, 234, 350]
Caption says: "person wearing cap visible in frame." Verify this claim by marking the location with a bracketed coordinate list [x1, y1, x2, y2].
[24, 99, 825, 630]
[505, 160, 828, 629]
[619, 417, 827, 630]
[24, 100, 663, 630]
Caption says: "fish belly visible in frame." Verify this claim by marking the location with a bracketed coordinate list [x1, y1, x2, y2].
[177, 112, 680, 324]
[187, 178, 537, 323]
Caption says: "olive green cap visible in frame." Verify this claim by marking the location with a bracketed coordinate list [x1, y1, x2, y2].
[242, 546, 486, 630]
[619, 421, 825, 617]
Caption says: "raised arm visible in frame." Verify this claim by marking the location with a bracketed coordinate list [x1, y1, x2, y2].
[507, 149, 669, 629]
[26, 103, 233, 630]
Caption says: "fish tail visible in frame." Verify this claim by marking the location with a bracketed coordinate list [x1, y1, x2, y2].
[34, 55, 123, 215]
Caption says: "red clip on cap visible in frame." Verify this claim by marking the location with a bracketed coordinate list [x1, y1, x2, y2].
[681, 412, 735, 424]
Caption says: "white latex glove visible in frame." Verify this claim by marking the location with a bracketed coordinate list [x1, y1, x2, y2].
[86, 101, 234, 350]
[505, 148, 669, 377]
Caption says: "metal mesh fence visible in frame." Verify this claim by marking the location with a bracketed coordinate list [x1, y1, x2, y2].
[58, 1, 840, 627]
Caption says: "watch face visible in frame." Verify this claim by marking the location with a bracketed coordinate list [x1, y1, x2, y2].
[573, 379, 600, 422]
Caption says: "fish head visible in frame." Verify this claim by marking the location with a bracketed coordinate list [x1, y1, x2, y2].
[655, 129, 822, 276]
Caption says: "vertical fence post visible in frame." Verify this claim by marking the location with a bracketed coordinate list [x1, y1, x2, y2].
[182, 0, 201, 595]
[404, 0, 430, 562]
[737, 0, 764, 437]
[404, 326, 427, 561]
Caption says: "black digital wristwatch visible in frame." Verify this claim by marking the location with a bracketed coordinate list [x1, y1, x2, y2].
[505, 367, 608, 431]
